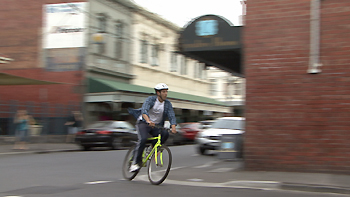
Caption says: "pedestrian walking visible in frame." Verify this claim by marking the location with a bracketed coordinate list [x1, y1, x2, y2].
[13, 110, 34, 150]
[65, 111, 83, 143]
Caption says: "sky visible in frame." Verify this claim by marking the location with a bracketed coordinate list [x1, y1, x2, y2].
[131, 0, 243, 27]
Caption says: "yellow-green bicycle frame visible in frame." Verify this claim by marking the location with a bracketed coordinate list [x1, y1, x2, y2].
[142, 133, 163, 167]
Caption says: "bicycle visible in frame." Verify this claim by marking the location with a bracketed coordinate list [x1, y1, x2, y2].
[122, 125, 172, 185]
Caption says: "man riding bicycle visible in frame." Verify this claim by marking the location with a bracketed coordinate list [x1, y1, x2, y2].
[128, 83, 177, 172]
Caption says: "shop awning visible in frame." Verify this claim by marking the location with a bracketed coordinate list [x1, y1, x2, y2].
[88, 77, 228, 106]
[0, 72, 63, 85]
[177, 15, 243, 77]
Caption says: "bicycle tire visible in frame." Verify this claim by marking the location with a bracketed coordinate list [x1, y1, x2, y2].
[147, 145, 172, 185]
[122, 145, 139, 180]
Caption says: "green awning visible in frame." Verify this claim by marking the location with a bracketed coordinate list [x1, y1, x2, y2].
[0, 72, 62, 85]
[88, 77, 228, 106]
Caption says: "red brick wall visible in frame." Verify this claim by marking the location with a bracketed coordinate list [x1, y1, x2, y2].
[0, 69, 83, 104]
[244, 0, 350, 173]
[0, 0, 85, 105]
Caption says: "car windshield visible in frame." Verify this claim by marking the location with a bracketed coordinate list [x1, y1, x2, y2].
[211, 119, 245, 130]
[87, 121, 114, 128]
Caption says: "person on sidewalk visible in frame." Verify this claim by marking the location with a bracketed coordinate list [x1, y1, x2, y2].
[65, 111, 83, 143]
[13, 110, 34, 150]
[128, 83, 177, 172]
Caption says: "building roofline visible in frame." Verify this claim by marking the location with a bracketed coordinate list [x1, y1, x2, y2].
[113, 0, 181, 31]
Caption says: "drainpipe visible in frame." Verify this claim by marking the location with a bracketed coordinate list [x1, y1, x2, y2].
[307, 0, 322, 74]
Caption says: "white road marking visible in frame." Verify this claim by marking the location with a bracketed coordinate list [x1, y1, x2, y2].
[208, 167, 234, 173]
[4, 196, 23, 197]
[187, 178, 204, 182]
[193, 160, 221, 168]
[85, 181, 112, 185]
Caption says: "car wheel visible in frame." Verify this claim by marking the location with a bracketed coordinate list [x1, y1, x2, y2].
[111, 137, 122, 150]
[82, 145, 91, 151]
[198, 146, 207, 155]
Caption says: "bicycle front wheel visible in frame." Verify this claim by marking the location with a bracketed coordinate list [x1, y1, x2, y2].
[147, 145, 172, 185]
[122, 145, 139, 181]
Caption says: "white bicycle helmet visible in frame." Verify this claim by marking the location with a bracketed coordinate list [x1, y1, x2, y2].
[154, 83, 169, 91]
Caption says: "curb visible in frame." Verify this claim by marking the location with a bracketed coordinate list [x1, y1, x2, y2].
[34, 149, 79, 154]
[281, 182, 350, 195]
[0, 149, 78, 156]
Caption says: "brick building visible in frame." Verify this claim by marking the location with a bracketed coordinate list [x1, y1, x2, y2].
[0, 0, 84, 104]
[244, 0, 350, 173]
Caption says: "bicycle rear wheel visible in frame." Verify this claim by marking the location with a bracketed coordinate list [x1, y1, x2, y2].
[122, 145, 139, 180]
[147, 145, 172, 185]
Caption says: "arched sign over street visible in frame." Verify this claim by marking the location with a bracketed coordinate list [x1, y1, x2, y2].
[178, 15, 243, 76]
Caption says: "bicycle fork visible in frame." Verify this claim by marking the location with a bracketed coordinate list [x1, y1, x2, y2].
[153, 133, 164, 167]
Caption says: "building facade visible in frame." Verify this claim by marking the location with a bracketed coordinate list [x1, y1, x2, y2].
[244, 0, 350, 173]
[207, 67, 245, 116]
[84, 1, 232, 123]
[0, 0, 234, 136]
[128, 4, 230, 123]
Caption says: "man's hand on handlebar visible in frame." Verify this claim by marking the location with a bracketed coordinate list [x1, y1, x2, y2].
[147, 121, 155, 127]
[171, 125, 177, 134]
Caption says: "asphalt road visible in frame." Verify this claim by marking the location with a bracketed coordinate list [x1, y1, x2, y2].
[0, 145, 347, 197]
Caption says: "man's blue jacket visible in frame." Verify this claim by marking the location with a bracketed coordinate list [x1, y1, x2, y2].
[128, 95, 177, 127]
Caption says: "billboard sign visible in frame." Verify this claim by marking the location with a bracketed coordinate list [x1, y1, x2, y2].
[46, 48, 85, 71]
[43, 2, 88, 48]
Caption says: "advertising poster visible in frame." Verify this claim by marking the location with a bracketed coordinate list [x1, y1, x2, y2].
[43, 2, 88, 49]
[43, 2, 88, 71]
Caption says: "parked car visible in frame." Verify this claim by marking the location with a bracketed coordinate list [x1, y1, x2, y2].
[195, 117, 245, 156]
[75, 121, 137, 151]
[164, 121, 185, 145]
[179, 122, 203, 141]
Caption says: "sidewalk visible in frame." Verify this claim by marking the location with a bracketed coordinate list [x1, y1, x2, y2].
[0, 142, 80, 155]
[1, 142, 350, 195]
[165, 159, 350, 195]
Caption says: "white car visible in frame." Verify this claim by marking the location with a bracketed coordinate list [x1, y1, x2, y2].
[195, 117, 245, 156]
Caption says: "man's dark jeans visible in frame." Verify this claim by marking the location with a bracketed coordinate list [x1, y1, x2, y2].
[133, 121, 169, 165]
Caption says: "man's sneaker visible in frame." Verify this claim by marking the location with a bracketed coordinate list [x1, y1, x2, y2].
[129, 164, 140, 172]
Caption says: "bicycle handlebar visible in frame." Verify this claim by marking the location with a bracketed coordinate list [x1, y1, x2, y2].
[147, 123, 172, 133]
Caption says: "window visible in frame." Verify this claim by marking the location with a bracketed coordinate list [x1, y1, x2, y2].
[202, 65, 207, 79]
[209, 79, 217, 96]
[97, 16, 107, 54]
[115, 22, 123, 59]
[140, 40, 148, 63]
[180, 56, 187, 75]
[224, 82, 234, 98]
[224, 78, 235, 98]
[98, 17, 107, 33]
[199, 63, 205, 79]
[170, 53, 177, 72]
[194, 62, 205, 79]
[234, 82, 242, 95]
[150, 44, 159, 66]
[194, 62, 199, 78]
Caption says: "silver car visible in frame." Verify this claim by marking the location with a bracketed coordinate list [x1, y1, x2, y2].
[195, 117, 245, 156]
